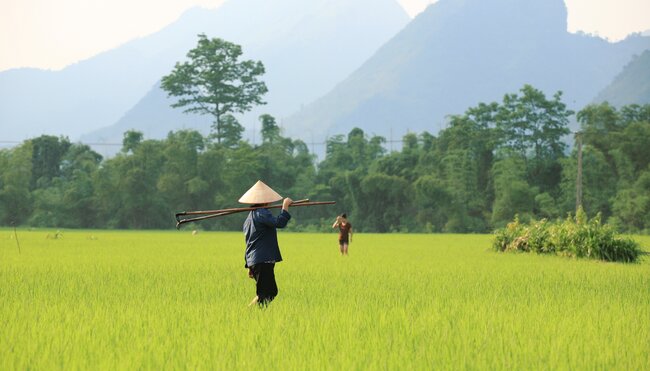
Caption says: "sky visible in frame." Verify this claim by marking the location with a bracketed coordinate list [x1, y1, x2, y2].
[1, 0, 649, 72]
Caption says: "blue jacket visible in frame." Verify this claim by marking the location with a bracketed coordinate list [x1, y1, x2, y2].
[243, 208, 291, 268]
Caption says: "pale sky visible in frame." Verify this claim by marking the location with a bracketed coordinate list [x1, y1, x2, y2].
[1, 0, 649, 72]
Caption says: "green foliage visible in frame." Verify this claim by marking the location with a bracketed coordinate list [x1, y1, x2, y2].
[122, 130, 143, 154]
[577, 102, 650, 229]
[559, 145, 616, 219]
[259, 114, 281, 144]
[161, 34, 267, 144]
[357, 173, 413, 232]
[493, 208, 642, 262]
[0, 143, 33, 225]
[210, 114, 243, 147]
[29, 135, 71, 190]
[29, 144, 102, 228]
[496, 85, 572, 194]
[1, 89, 650, 234]
[491, 156, 536, 227]
[610, 168, 650, 233]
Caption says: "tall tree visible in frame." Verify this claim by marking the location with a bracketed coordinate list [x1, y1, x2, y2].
[0, 144, 33, 225]
[122, 130, 144, 154]
[29, 135, 71, 190]
[610, 169, 650, 232]
[259, 114, 281, 144]
[161, 34, 267, 143]
[30, 144, 103, 228]
[358, 173, 413, 232]
[210, 114, 244, 148]
[158, 130, 206, 212]
[496, 85, 572, 194]
[491, 156, 536, 227]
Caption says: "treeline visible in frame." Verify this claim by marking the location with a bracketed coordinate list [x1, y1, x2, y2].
[1, 85, 649, 233]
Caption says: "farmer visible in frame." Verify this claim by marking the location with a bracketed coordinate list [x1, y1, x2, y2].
[240, 180, 292, 307]
[332, 213, 353, 255]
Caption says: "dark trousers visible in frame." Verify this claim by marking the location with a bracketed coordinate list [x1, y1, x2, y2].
[251, 263, 278, 305]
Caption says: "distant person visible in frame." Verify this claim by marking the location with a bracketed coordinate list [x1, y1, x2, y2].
[240, 180, 293, 307]
[332, 213, 353, 255]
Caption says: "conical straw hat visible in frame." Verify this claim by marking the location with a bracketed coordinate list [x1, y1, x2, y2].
[238, 180, 282, 204]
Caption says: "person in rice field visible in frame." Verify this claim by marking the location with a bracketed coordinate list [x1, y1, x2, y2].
[332, 213, 353, 256]
[239, 180, 293, 307]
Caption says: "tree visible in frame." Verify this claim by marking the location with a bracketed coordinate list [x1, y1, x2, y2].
[373, 133, 420, 182]
[496, 85, 572, 194]
[570, 103, 650, 232]
[610, 169, 650, 232]
[158, 130, 206, 212]
[95, 140, 167, 229]
[491, 156, 536, 227]
[259, 114, 281, 144]
[210, 114, 244, 148]
[161, 34, 268, 144]
[122, 130, 144, 154]
[29, 135, 71, 190]
[559, 146, 616, 219]
[30, 144, 103, 228]
[358, 173, 413, 232]
[0, 144, 33, 225]
[413, 175, 450, 232]
[318, 128, 385, 182]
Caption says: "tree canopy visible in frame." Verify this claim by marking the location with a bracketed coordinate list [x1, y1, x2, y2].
[2, 89, 649, 233]
[161, 34, 267, 144]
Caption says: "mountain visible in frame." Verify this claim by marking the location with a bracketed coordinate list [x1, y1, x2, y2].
[1, 0, 409, 147]
[0, 7, 214, 141]
[79, 0, 409, 154]
[593, 50, 650, 106]
[284, 0, 650, 140]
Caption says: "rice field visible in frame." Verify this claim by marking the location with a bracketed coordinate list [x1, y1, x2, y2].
[1, 229, 649, 370]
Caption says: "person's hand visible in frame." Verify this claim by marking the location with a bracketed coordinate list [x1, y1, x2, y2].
[283, 197, 293, 210]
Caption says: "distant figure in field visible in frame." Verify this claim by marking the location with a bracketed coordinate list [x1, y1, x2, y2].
[240, 180, 293, 307]
[332, 214, 353, 255]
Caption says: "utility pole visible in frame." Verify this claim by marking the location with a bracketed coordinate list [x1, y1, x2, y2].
[575, 131, 583, 212]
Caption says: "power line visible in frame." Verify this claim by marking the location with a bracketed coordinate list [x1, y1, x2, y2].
[1, 126, 417, 157]
[1, 138, 411, 147]
[0, 140, 123, 146]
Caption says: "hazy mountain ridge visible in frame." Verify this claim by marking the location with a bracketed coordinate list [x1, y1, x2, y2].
[593, 50, 650, 106]
[1, 0, 409, 148]
[79, 0, 409, 154]
[284, 0, 650, 140]
[0, 10, 208, 141]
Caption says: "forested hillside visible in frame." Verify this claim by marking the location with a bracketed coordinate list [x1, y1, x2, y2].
[594, 49, 650, 106]
[1, 86, 649, 233]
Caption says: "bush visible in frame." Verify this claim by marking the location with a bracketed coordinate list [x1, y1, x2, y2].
[493, 208, 642, 263]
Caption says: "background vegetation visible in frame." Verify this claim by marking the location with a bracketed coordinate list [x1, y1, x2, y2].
[493, 208, 642, 262]
[1, 90, 649, 233]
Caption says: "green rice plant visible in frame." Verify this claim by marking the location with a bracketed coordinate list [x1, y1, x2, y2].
[1, 230, 648, 369]
[493, 208, 642, 262]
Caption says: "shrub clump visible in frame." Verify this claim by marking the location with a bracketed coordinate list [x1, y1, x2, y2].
[493, 208, 642, 263]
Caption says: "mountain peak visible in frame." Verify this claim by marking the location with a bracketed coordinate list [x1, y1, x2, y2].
[419, 0, 568, 36]
[284, 0, 648, 140]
